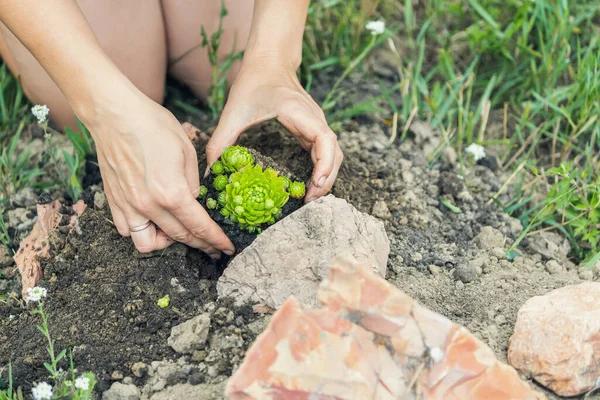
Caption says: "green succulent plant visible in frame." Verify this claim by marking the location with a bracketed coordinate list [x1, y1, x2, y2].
[221, 145, 255, 172]
[289, 181, 306, 199]
[218, 191, 227, 207]
[213, 174, 228, 191]
[211, 161, 225, 175]
[198, 185, 208, 199]
[206, 198, 218, 209]
[220, 164, 289, 231]
[282, 176, 292, 190]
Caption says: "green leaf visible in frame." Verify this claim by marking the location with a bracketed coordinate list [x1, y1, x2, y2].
[440, 197, 462, 213]
[56, 348, 67, 362]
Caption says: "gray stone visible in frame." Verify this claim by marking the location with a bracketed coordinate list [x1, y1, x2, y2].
[411, 252, 423, 262]
[131, 362, 148, 378]
[247, 316, 270, 336]
[490, 247, 506, 259]
[0, 246, 13, 268]
[428, 265, 442, 275]
[578, 267, 594, 281]
[168, 314, 211, 354]
[209, 331, 243, 353]
[401, 171, 415, 184]
[9, 187, 37, 207]
[474, 226, 505, 251]
[454, 263, 477, 283]
[217, 195, 389, 308]
[111, 370, 124, 380]
[545, 260, 563, 275]
[102, 382, 140, 400]
[528, 231, 571, 263]
[94, 191, 107, 209]
[371, 200, 392, 220]
[6, 208, 35, 231]
[508, 217, 523, 236]
[150, 382, 226, 400]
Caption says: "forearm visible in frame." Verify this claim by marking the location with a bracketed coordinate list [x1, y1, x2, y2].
[0, 0, 134, 122]
[244, 0, 309, 70]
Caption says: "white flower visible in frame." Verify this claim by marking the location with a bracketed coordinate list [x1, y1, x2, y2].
[465, 143, 486, 161]
[25, 286, 47, 303]
[74, 375, 90, 391]
[365, 20, 385, 35]
[429, 347, 445, 363]
[9, 314, 15, 320]
[457, 174, 464, 180]
[32, 381, 53, 400]
[31, 104, 50, 123]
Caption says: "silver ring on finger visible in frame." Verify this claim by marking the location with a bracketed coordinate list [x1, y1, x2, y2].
[129, 220, 152, 233]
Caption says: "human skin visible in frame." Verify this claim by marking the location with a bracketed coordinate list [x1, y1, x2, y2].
[0, 0, 343, 256]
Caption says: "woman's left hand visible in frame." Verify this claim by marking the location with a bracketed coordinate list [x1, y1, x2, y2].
[205, 54, 343, 203]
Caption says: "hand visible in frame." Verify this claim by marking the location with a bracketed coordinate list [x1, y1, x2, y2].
[84, 88, 235, 256]
[206, 54, 343, 202]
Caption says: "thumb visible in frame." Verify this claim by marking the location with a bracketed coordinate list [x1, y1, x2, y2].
[205, 111, 248, 176]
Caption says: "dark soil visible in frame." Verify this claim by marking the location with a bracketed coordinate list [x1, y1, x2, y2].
[0, 136, 310, 394]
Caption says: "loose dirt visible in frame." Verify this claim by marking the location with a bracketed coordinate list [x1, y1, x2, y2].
[0, 119, 590, 399]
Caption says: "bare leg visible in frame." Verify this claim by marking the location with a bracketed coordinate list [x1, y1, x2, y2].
[162, 0, 254, 100]
[0, 0, 166, 130]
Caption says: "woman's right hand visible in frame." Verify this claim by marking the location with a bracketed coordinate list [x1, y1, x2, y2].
[81, 86, 235, 257]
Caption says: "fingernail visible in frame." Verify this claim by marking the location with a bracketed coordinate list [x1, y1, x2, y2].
[224, 249, 234, 256]
[317, 176, 327, 188]
[306, 197, 317, 203]
[204, 166, 211, 178]
[209, 252, 222, 260]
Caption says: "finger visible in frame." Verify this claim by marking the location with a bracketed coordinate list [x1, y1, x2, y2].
[306, 143, 343, 202]
[126, 212, 174, 254]
[104, 183, 130, 237]
[278, 110, 337, 188]
[148, 209, 222, 258]
[101, 161, 173, 253]
[182, 138, 201, 197]
[164, 190, 235, 255]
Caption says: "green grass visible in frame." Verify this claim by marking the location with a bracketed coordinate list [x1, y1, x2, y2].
[302, 0, 599, 263]
[0, 64, 27, 140]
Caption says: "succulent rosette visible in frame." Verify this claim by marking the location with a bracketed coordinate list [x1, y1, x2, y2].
[213, 175, 228, 191]
[211, 161, 225, 175]
[198, 185, 208, 198]
[289, 181, 306, 199]
[221, 146, 255, 172]
[206, 198, 218, 209]
[221, 165, 289, 231]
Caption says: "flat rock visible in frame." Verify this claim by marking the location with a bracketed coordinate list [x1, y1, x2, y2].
[151, 382, 225, 400]
[226, 256, 544, 400]
[167, 314, 211, 354]
[102, 382, 140, 400]
[508, 282, 600, 396]
[217, 195, 389, 308]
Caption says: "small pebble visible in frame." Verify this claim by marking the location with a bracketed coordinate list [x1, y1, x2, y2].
[578, 268, 594, 281]
[428, 265, 442, 275]
[411, 252, 423, 262]
[545, 260, 563, 275]
[490, 247, 506, 259]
